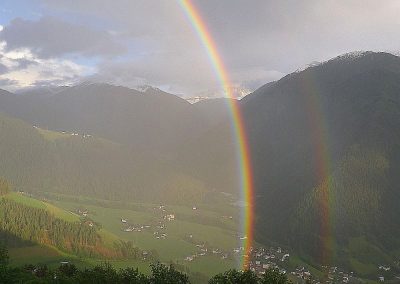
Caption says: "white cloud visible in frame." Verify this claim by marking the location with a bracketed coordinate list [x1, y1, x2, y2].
[0, 41, 93, 90]
[2, 0, 400, 95]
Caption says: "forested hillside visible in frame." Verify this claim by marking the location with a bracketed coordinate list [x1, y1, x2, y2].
[0, 112, 209, 203]
[0, 193, 156, 261]
[239, 52, 400, 274]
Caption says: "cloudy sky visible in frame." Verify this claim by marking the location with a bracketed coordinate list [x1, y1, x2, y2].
[0, 0, 399, 96]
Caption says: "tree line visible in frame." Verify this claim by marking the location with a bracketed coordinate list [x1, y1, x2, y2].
[0, 198, 157, 261]
[0, 243, 292, 283]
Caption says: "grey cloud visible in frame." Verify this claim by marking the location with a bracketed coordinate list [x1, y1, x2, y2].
[33, 0, 400, 95]
[0, 16, 125, 58]
[13, 58, 38, 70]
[0, 63, 8, 74]
[0, 78, 18, 88]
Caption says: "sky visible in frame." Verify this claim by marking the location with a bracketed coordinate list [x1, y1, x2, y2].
[0, 0, 400, 97]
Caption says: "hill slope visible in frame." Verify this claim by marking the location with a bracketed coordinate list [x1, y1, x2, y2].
[0, 112, 208, 203]
[240, 52, 400, 273]
[0, 83, 207, 154]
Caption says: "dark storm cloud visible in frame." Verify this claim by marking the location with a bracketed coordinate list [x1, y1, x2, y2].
[0, 16, 125, 58]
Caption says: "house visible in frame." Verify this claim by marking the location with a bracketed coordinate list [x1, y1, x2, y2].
[121, 218, 127, 223]
[192, 206, 197, 210]
[60, 261, 69, 265]
[281, 254, 289, 262]
[379, 265, 390, 271]
[164, 214, 175, 221]
[185, 256, 194, 261]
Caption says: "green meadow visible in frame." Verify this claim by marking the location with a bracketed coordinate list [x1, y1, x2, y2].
[5, 191, 244, 278]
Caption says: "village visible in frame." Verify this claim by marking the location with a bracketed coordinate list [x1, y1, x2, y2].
[72, 201, 400, 283]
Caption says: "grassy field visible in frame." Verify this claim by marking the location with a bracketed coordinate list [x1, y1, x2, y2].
[6, 192, 80, 222]
[48, 195, 242, 277]
[37, 128, 70, 141]
[4, 191, 244, 278]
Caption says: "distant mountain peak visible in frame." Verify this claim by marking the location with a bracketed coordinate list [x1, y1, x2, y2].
[132, 85, 163, 94]
[186, 86, 252, 104]
[331, 50, 373, 61]
[294, 51, 390, 74]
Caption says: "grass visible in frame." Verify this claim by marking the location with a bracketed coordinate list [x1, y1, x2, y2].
[6, 192, 46, 209]
[5, 192, 80, 222]
[349, 258, 377, 277]
[47, 194, 242, 277]
[3, 191, 243, 278]
[37, 128, 70, 141]
[184, 256, 236, 277]
[8, 245, 80, 268]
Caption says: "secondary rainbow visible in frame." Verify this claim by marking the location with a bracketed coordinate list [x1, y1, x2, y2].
[178, 0, 254, 268]
[300, 71, 335, 266]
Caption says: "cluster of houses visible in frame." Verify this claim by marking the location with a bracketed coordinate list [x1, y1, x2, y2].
[376, 264, 400, 282]
[247, 247, 357, 284]
[247, 247, 290, 276]
[119, 204, 177, 239]
[75, 208, 94, 227]
[318, 266, 352, 283]
[76, 208, 89, 217]
[33, 125, 94, 139]
[60, 130, 92, 138]
[120, 218, 152, 233]
[184, 243, 229, 262]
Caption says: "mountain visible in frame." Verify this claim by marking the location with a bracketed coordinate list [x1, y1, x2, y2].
[16, 85, 69, 97]
[0, 83, 237, 200]
[240, 52, 400, 275]
[0, 83, 207, 154]
[0, 111, 209, 203]
[1, 51, 400, 278]
[193, 98, 235, 127]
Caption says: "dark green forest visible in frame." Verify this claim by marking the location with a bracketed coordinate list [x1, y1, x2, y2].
[0, 197, 157, 261]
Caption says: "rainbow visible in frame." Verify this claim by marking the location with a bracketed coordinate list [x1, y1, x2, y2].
[178, 0, 254, 269]
[300, 71, 335, 266]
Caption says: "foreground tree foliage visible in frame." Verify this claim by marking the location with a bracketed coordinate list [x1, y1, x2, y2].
[209, 268, 291, 284]
[0, 243, 291, 283]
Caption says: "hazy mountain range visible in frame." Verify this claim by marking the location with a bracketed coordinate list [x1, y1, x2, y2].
[1, 51, 400, 276]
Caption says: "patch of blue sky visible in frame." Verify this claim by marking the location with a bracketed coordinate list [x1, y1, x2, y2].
[0, 0, 43, 25]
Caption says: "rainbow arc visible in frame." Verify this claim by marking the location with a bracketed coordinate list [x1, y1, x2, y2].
[178, 0, 254, 269]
